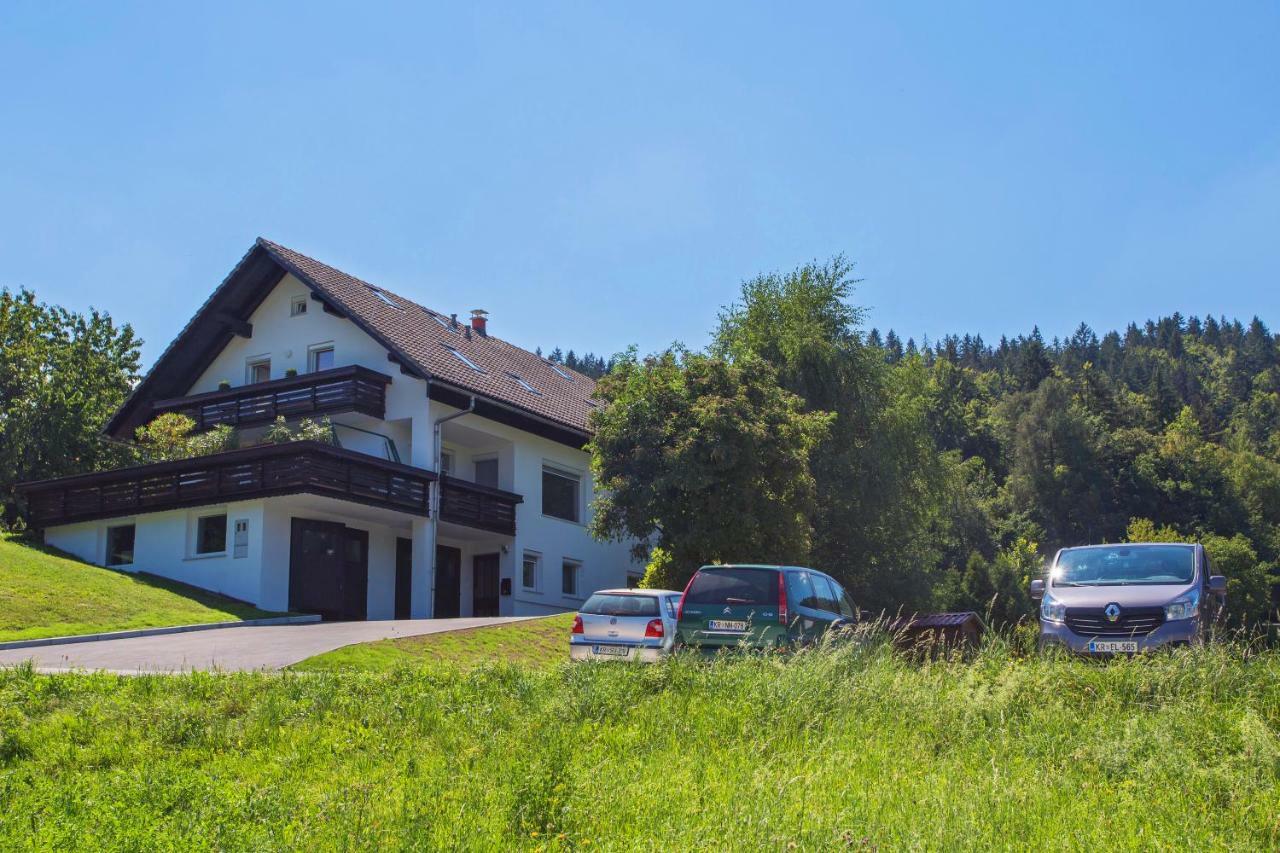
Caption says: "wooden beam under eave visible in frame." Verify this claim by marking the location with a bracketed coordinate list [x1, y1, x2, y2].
[386, 352, 421, 378]
[215, 312, 253, 338]
[310, 292, 347, 318]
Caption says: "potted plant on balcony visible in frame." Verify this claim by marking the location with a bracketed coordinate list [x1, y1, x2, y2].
[217, 379, 232, 391]
[285, 367, 298, 378]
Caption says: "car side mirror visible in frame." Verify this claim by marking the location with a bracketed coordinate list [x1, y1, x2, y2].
[1208, 575, 1227, 596]
[1029, 579, 1045, 601]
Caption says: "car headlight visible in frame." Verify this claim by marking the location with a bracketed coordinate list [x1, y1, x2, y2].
[1040, 592, 1067, 623]
[1164, 587, 1201, 621]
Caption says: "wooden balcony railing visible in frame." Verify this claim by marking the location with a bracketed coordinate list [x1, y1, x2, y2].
[19, 441, 432, 527]
[439, 475, 523, 536]
[149, 365, 392, 432]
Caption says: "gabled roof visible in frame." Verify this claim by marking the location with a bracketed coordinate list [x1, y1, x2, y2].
[106, 238, 599, 445]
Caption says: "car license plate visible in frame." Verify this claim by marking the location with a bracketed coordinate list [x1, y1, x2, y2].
[707, 620, 748, 631]
[1088, 640, 1138, 653]
[591, 644, 630, 657]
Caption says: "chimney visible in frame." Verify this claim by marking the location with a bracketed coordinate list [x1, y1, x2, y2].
[450, 313, 458, 329]
[470, 309, 489, 336]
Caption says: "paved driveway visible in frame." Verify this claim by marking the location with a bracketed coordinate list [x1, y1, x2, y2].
[0, 617, 532, 674]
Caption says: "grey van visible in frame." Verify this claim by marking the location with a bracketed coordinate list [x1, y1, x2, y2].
[1030, 543, 1226, 654]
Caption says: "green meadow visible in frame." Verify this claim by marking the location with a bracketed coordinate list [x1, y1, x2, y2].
[1, 637, 1277, 850]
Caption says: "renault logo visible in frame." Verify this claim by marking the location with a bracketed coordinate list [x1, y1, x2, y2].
[1104, 603, 1121, 622]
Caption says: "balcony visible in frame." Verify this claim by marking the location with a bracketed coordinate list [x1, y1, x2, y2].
[20, 441, 432, 527]
[439, 475, 522, 536]
[149, 366, 392, 432]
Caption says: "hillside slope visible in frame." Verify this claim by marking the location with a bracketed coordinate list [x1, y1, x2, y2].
[0, 535, 276, 642]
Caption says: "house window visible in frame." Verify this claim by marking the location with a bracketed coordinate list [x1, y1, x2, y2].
[440, 450, 454, 476]
[542, 465, 580, 522]
[290, 296, 308, 317]
[309, 345, 334, 372]
[233, 519, 249, 559]
[522, 551, 541, 591]
[474, 457, 499, 489]
[562, 559, 580, 597]
[106, 524, 135, 566]
[195, 514, 227, 555]
[247, 358, 271, 384]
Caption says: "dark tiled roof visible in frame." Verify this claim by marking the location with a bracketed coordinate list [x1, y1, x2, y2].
[257, 239, 597, 434]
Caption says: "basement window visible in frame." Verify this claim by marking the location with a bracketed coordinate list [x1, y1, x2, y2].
[443, 345, 484, 373]
[106, 524, 135, 566]
[195, 514, 228, 555]
[506, 372, 541, 396]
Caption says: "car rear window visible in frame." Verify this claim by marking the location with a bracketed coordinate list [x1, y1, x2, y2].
[684, 568, 779, 606]
[580, 593, 659, 617]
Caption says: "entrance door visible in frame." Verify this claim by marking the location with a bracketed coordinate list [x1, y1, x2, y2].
[395, 537, 412, 619]
[473, 553, 500, 617]
[434, 545, 462, 618]
[288, 519, 369, 620]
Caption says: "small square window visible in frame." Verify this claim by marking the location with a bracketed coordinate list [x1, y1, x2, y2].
[522, 552, 541, 591]
[196, 514, 227, 555]
[290, 296, 308, 317]
[247, 358, 271, 384]
[561, 559, 580, 597]
[542, 466, 580, 523]
[440, 450, 454, 476]
[106, 524, 135, 566]
[309, 345, 335, 372]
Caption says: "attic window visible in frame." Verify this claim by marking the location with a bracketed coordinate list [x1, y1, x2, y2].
[429, 312, 455, 331]
[507, 372, 542, 396]
[547, 362, 574, 381]
[443, 345, 484, 373]
[369, 288, 400, 309]
[290, 296, 308, 316]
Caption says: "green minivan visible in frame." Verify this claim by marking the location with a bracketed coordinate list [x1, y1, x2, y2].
[675, 564, 858, 652]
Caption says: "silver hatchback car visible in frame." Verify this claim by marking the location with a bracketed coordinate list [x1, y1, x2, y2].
[569, 588, 683, 662]
[1031, 542, 1226, 654]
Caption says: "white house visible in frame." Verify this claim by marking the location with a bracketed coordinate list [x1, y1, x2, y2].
[21, 238, 641, 619]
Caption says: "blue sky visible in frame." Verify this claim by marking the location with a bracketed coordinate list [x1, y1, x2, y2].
[2, 3, 1278, 366]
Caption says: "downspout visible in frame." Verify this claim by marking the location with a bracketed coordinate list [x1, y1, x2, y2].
[427, 388, 475, 616]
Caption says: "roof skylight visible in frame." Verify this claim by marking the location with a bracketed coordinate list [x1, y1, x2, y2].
[368, 288, 400, 309]
[429, 312, 456, 331]
[547, 362, 574, 381]
[506, 372, 542, 396]
[442, 345, 484, 373]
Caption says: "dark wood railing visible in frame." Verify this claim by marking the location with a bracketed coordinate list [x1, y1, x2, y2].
[149, 366, 392, 431]
[20, 441, 432, 527]
[439, 475, 523, 536]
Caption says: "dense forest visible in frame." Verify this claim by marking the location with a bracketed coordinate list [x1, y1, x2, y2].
[582, 259, 1280, 626]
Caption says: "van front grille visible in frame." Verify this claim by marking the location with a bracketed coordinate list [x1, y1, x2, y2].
[1064, 606, 1164, 637]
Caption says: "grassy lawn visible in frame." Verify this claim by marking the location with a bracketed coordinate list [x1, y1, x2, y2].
[2, 642, 1278, 849]
[296, 613, 574, 671]
[0, 535, 278, 642]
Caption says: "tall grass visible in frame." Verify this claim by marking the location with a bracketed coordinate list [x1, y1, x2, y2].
[1, 638, 1277, 850]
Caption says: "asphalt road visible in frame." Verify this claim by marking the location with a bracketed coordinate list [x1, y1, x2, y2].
[0, 617, 532, 674]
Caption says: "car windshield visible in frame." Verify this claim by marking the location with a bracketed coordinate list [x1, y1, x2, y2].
[1053, 545, 1195, 586]
[580, 593, 659, 617]
[684, 568, 778, 605]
